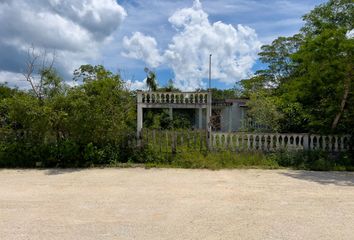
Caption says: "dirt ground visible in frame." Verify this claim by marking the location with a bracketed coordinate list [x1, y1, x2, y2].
[0, 168, 353, 240]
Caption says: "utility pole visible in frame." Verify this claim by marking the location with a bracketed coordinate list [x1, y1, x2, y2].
[209, 54, 212, 89]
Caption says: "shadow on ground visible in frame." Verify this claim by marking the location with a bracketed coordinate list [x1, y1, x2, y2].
[280, 171, 354, 186]
[0, 168, 85, 175]
[43, 168, 85, 175]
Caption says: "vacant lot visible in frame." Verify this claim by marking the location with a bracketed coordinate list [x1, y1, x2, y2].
[0, 169, 353, 240]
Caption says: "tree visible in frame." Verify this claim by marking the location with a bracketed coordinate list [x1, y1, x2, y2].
[257, 34, 303, 86]
[287, 28, 353, 132]
[300, 0, 353, 131]
[239, 75, 269, 97]
[246, 91, 283, 132]
[302, 0, 353, 37]
[144, 67, 157, 91]
[283, 0, 354, 132]
[239, 34, 303, 98]
[23, 46, 56, 101]
[0, 83, 16, 100]
[69, 65, 136, 143]
[241, 0, 353, 133]
[209, 88, 241, 101]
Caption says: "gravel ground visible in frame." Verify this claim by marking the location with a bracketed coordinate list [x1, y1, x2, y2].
[0, 168, 354, 240]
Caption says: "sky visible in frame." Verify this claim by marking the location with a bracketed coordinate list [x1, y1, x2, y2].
[0, 0, 327, 90]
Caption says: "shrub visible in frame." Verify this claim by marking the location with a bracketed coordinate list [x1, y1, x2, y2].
[269, 150, 354, 171]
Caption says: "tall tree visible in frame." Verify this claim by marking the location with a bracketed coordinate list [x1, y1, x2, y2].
[23, 46, 56, 101]
[257, 34, 303, 86]
[71, 64, 134, 139]
[242, 0, 353, 133]
[286, 0, 354, 132]
[301, 0, 353, 37]
[144, 67, 157, 91]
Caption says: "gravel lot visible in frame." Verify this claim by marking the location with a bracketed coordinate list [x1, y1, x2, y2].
[0, 168, 353, 240]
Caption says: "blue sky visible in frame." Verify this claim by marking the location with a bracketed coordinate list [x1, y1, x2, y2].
[0, 0, 327, 90]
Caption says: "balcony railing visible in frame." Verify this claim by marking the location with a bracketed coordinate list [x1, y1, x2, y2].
[137, 91, 211, 104]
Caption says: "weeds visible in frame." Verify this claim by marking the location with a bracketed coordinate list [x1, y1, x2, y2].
[1, 135, 353, 171]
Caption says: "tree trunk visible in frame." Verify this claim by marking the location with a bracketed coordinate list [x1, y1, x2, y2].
[331, 71, 352, 130]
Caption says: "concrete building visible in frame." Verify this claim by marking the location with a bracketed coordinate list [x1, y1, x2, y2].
[137, 91, 250, 136]
[208, 98, 248, 132]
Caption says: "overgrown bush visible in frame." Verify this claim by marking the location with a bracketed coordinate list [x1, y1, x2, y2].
[269, 150, 354, 171]
[133, 149, 279, 170]
[0, 65, 136, 168]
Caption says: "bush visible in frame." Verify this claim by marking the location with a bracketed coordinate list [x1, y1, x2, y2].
[142, 150, 279, 170]
[269, 150, 354, 171]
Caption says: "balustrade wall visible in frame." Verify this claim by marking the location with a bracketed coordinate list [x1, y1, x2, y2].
[138, 92, 210, 104]
[141, 129, 351, 152]
[210, 133, 350, 152]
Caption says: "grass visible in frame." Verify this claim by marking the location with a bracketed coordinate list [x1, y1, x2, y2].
[125, 145, 354, 171]
[133, 150, 279, 170]
[127, 129, 354, 171]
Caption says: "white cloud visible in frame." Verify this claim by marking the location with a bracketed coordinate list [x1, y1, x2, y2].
[0, 71, 29, 89]
[125, 78, 147, 91]
[122, 0, 261, 90]
[48, 0, 127, 40]
[168, 0, 207, 29]
[122, 32, 163, 68]
[0, 0, 126, 83]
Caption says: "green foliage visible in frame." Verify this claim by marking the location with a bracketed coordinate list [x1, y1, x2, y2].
[287, 27, 353, 133]
[0, 83, 17, 100]
[142, 150, 279, 170]
[136, 145, 353, 171]
[246, 91, 283, 132]
[66, 65, 135, 143]
[158, 79, 180, 92]
[143, 109, 172, 129]
[269, 150, 354, 171]
[143, 109, 195, 130]
[144, 67, 158, 91]
[258, 34, 303, 84]
[239, 75, 268, 97]
[1, 0, 353, 169]
[241, 0, 353, 134]
[301, 0, 353, 36]
[168, 151, 279, 170]
[0, 64, 136, 167]
[277, 102, 309, 132]
[3, 93, 50, 133]
[209, 88, 241, 101]
[41, 68, 67, 98]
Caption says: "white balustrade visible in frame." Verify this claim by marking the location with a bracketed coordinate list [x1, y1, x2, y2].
[208, 133, 350, 152]
[138, 92, 209, 105]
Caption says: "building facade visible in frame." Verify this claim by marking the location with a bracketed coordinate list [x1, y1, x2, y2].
[136, 91, 251, 136]
[194, 99, 248, 132]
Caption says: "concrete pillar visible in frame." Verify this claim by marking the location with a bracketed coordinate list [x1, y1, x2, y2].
[206, 91, 212, 148]
[169, 107, 173, 120]
[206, 91, 212, 132]
[228, 106, 232, 132]
[198, 108, 203, 129]
[303, 134, 309, 150]
[137, 91, 143, 138]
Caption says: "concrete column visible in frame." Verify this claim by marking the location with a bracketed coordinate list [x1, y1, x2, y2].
[169, 107, 173, 120]
[228, 106, 232, 132]
[137, 91, 143, 138]
[198, 108, 203, 129]
[206, 91, 212, 132]
[303, 134, 309, 150]
[206, 91, 212, 148]
[137, 106, 143, 138]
